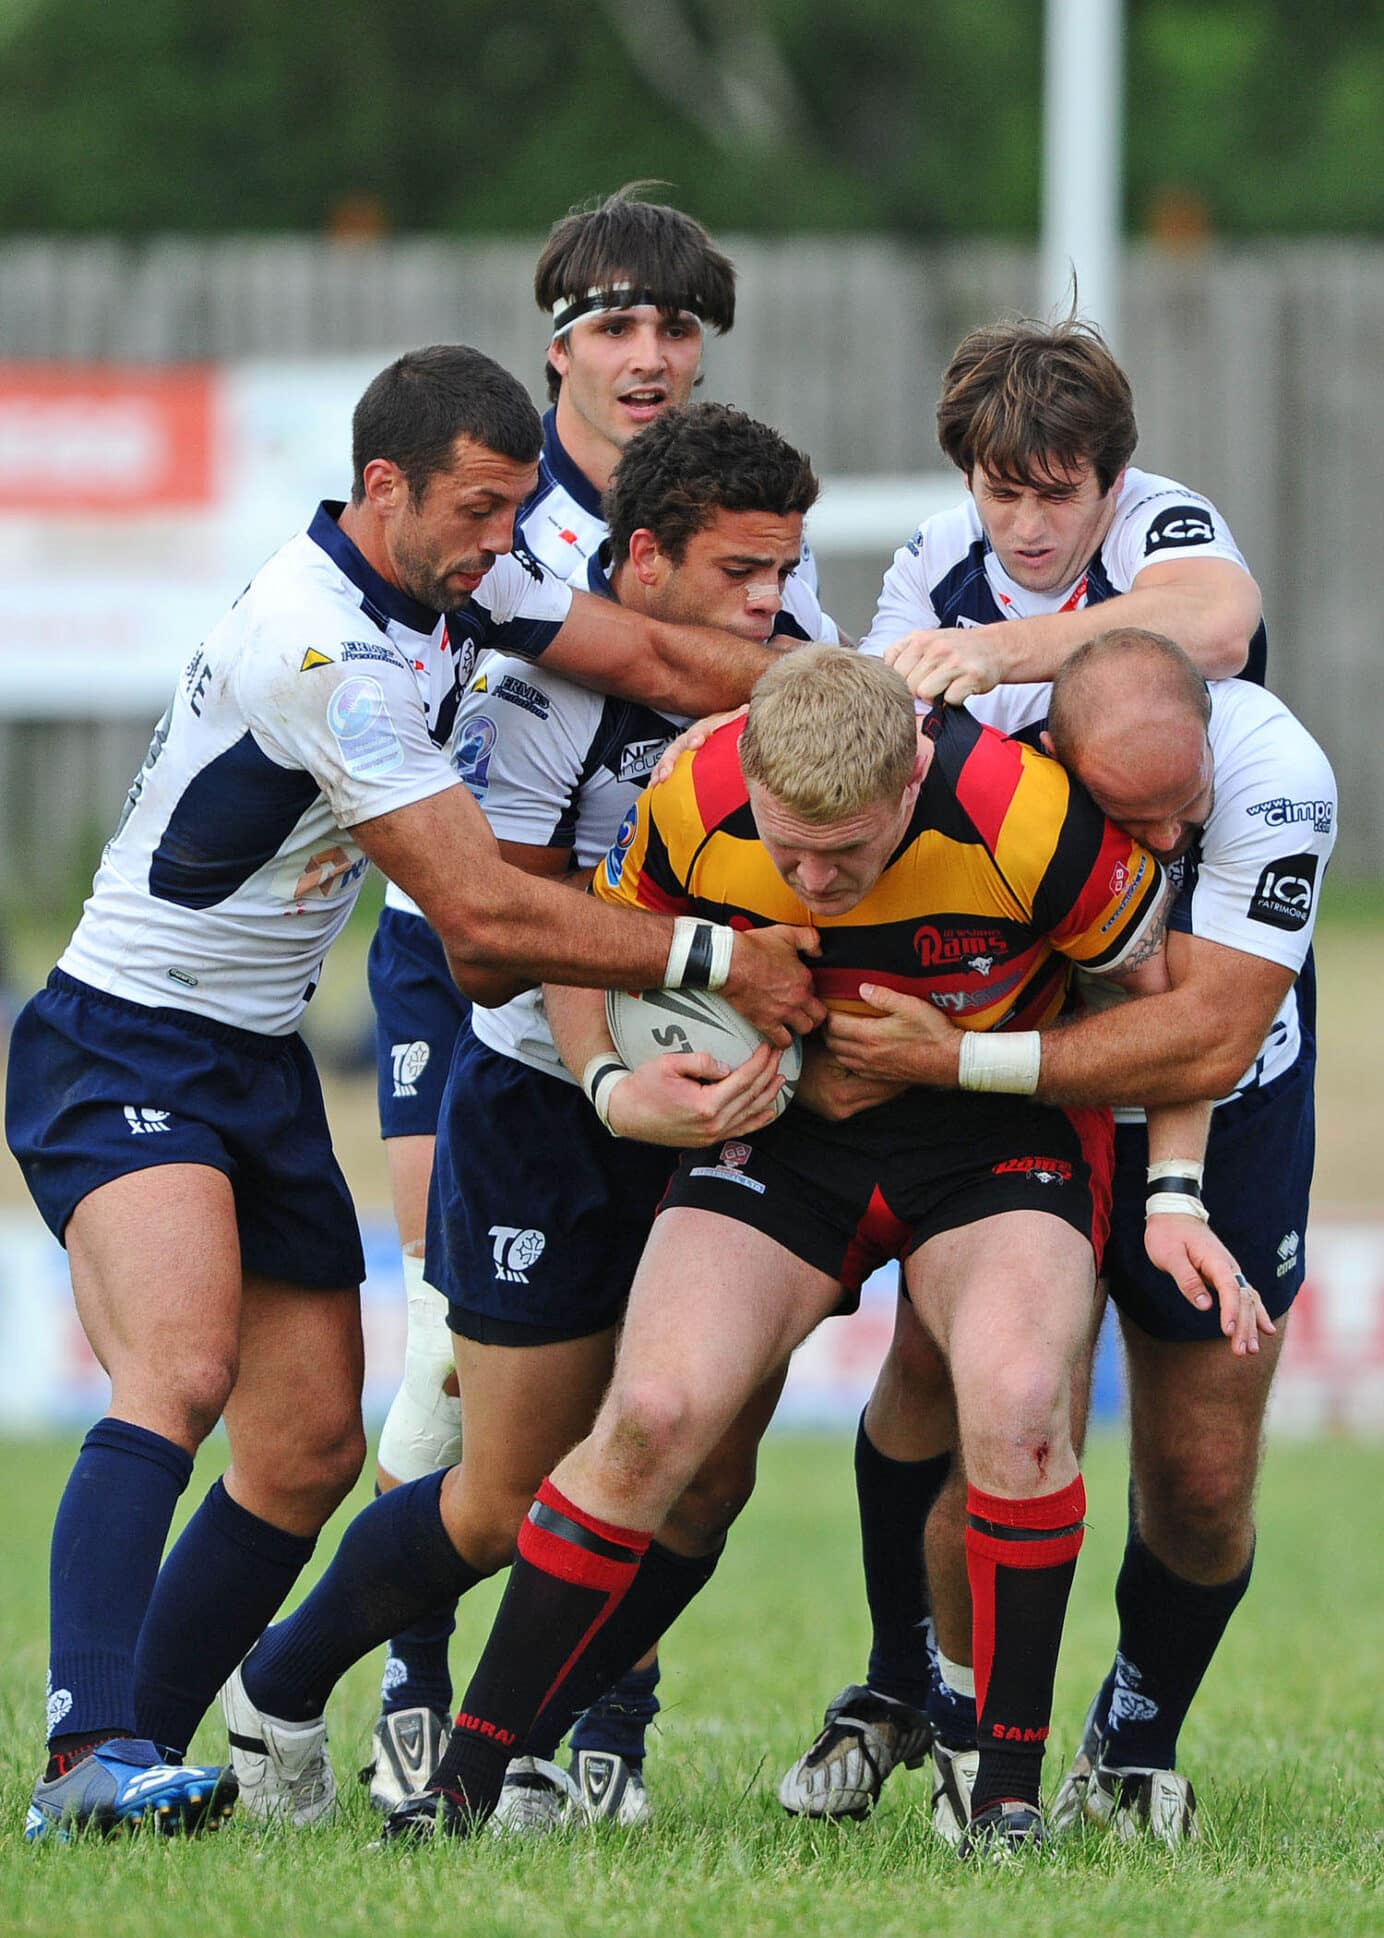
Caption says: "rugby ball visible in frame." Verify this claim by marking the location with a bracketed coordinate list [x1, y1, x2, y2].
[605, 987, 802, 1116]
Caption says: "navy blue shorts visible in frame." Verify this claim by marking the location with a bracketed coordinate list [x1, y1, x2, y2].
[367, 905, 472, 1140]
[6, 969, 365, 1290]
[426, 1022, 676, 1345]
[1104, 1050, 1315, 1342]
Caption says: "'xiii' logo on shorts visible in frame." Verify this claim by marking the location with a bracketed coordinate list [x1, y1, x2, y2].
[489, 1225, 547, 1282]
[390, 1040, 431, 1098]
[1276, 1230, 1300, 1277]
[123, 1107, 172, 1135]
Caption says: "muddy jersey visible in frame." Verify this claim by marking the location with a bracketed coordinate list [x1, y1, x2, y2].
[862, 467, 1266, 684]
[460, 549, 837, 1079]
[59, 503, 570, 1035]
[968, 677, 1335, 1103]
[597, 707, 1164, 1132]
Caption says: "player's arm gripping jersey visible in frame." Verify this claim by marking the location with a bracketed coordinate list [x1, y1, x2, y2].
[595, 709, 1165, 1035]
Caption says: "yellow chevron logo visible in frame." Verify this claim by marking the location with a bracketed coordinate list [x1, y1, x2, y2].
[300, 649, 334, 671]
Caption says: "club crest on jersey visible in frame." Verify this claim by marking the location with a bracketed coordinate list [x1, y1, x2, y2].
[456, 715, 497, 799]
[124, 1106, 172, 1135]
[327, 675, 404, 778]
[391, 1040, 430, 1098]
[605, 805, 640, 887]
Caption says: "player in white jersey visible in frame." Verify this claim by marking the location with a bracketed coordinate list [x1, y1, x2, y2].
[779, 631, 1333, 1846]
[362, 189, 731, 1798]
[362, 188, 836, 1807]
[220, 403, 834, 1829]
[4, 345, 824, 1844]
[863, 312, 1266, 698]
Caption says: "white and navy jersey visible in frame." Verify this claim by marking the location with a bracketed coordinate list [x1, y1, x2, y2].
[863, 467, 1267, 684]
[383, 413, 600, 919]
[60, 504, 570, 1036]
[968, 678, 1336, 1102]
[462, 547, 836, 1079]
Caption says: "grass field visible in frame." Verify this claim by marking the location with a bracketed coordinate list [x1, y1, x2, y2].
[1, 1432, 1380, 1937]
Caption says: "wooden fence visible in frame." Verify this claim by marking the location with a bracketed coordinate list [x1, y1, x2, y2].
[1, 236, 1379, 890]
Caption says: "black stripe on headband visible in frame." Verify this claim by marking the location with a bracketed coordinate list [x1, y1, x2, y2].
[551, 287, 706, 335]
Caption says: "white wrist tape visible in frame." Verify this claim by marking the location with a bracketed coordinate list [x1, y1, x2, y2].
[957, 1029, 1041, 1096]
[664, 916, 734, 991]
[581, 1051, 631, 1135]
[1146, 1157, 1209, 1221]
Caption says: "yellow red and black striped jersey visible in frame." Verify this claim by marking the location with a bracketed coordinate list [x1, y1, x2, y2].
[596, 706, 1165, 1033]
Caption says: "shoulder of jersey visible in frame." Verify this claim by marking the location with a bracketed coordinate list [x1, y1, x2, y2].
[681, 715, 751, 829]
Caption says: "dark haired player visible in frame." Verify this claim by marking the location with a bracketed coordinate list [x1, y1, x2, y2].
[222, 404, 832, 1831]
[6, 345, 820, 1842]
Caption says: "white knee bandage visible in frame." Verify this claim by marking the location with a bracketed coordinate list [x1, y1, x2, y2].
[377, 1251, 463, 1482]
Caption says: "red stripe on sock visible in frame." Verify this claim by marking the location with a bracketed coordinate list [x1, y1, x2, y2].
[968, 1540, 998, 1724]
[534, 1478, 653, 1553]
[967, 1474, 1087, 1531]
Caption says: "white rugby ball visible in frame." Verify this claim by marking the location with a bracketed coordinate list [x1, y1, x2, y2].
[605, 987, 802, 1116]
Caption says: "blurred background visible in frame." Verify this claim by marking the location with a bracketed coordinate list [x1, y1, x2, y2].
[1, 0, 1380, 1435]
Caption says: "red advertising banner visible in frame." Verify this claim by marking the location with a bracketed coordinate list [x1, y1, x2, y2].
[0, 363, 216, 512]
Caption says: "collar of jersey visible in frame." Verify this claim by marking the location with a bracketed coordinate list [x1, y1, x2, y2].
[541, 410, 605, 518]
[584, 544, 618, 602]
[309, 501, 443, 636]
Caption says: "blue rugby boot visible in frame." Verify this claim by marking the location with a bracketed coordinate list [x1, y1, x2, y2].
[26, 1737, 238, 1842]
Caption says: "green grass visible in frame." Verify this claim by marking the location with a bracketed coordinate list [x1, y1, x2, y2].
[0, 1433, 1380, 1934]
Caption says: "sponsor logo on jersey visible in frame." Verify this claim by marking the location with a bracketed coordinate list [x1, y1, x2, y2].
[293, 845, 369, 900]
[489, 1225, 547, 1283]
[1100, 851, 1151, 931]
[1248, 852, 1319, 931]
[913, 924, 1009, 968]
[1247, 796, 1334, 834]
[340, 638, 411, 671]
[510, 541, 545, 583]
[495, 674, 551, 721]
[327, 674, 404, 778]
[992, 1155, 1072, 1184]
[300, 648, 335, 671]
[391, 1039, 431, 1098]
[124, 1106, 172, 1135]
[456, 714, 497, 798]
[604, 804, 639, 887]
[617, 738, 671, 784]
[166, 966, 199, 988]
[1276, 1229, 1301, 1278]
[1143, 504, 1216, 554]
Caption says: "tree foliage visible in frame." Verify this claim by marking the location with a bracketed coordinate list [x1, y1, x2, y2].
[0, 0, 1378, 236]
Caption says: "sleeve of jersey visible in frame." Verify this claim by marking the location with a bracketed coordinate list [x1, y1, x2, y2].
[1110, 482, 1250, 583]
[238, 636, 459, 830]
[1010, 757, 1167, 974]
[592, 757, 702, 917]
[860, 531, 941, 656]
[468, 551, 574, 661]
[452, 662, 592, 848]
[1184, 714, 1337, 972]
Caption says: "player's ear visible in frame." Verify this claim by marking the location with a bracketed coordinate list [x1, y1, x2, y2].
[626, 528, 665, 587]
[547, 336, 570, 383]
[1039, 728, 1056, 758]
[361, 457, 406, 511]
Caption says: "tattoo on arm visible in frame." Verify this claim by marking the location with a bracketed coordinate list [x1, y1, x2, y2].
[1096, 890, 1171, 979]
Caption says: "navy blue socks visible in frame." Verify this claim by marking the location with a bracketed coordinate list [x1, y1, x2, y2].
[47, 1418, 193, 1746]
[244, 1471, 485, 1722]
[134, 1477, 317, 1755]
[854, 1414, 951, 1709]
[1098, 1527, 1254, 1769]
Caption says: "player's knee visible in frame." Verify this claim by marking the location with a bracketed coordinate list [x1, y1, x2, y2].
[664, 1451, 758, 1551]
[258, 1413, 367, 1528]
[444, 1477, 529, 1576]
[599, 1378, 698, 1490]
[1137, 1448, 1254, 1557]
[959, 1356, 1073, 1490]
[149, 1349, 239, 1445]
